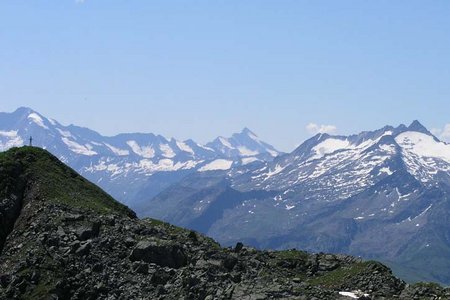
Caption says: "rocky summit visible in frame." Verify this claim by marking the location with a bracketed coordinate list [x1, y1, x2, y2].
[0, 148, 449, 299]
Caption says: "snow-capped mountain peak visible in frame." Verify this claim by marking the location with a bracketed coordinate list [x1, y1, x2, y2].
[206, 128, 282, 160]
[231, 121, 449, 202]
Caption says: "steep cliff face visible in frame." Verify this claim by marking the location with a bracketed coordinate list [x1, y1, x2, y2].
[0, 148, 448, 300]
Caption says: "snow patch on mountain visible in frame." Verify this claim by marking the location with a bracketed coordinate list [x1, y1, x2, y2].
[311, 138, 351, 160]
[198, 144, 214, 151]
[160, 144, 176, 158]
[265, 164, 285, 179]
[199, 159, 233, 171]
[105, 143, 129, 156]
[62, 137, 97, 156]
[28, 113, 48, 129]
[176, 141, 194, 155]
[241, 157, 259, 165]
[0, 130, 24, 151]
[380, 167, 393, 175]
[237, 146, 259, 156]
[266, 149, 279, 157]
[339, 291, 370, 299]
[86, 158, 199, 177]
[87, 160, 123, 177]
[379, 143, 397, 154]
[56, 128, 73, 138]
[0, 130, 20, 138]
[285, 204, 295, 210]
[138, 158, 194, 173]
[219, 137, 232, 148]
[126, 140, 155, 158]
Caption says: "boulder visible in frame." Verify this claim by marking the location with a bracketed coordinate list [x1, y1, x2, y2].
[75, 222, 101, 241]
[130, 239, 188, 269]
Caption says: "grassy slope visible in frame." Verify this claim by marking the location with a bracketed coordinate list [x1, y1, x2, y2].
[0, 147, 135, 217]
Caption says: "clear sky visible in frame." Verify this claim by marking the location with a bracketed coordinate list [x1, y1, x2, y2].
[1, 1, 450, 151]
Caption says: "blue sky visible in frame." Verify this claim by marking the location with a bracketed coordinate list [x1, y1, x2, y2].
[1, 1, 450, 151]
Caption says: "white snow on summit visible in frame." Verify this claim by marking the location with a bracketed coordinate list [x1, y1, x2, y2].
[28, 113, 48, 129]
[396, 131, 450, 163]
[395, 131, 450, 183]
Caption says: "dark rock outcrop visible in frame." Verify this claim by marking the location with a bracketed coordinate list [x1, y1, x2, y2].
[130, 239, 188, 268]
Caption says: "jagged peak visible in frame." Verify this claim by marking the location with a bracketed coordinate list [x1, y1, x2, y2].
[240, 127, 258, 137]
[408, 120, 430, 134]
[14, 106, 35, 115]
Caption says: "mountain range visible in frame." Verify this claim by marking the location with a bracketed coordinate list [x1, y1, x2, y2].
[1, 107, 450, 285]
[0, 107, 281, 210]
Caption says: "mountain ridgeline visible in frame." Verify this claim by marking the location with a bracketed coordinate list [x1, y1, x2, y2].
[144, 121, 450, 286]
[2, 148, 449, 299]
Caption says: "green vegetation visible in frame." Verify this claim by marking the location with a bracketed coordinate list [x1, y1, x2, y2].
[273, 249, 309, 261]
[144, 217, 189, 235]
[0, 147, 134, 217]
[308, 262, 373, 287]
[143, 217, 222, 249]
[410, 282, 442, 290]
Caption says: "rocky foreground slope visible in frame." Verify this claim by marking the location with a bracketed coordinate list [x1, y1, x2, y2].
[0, 148, 448, 299]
